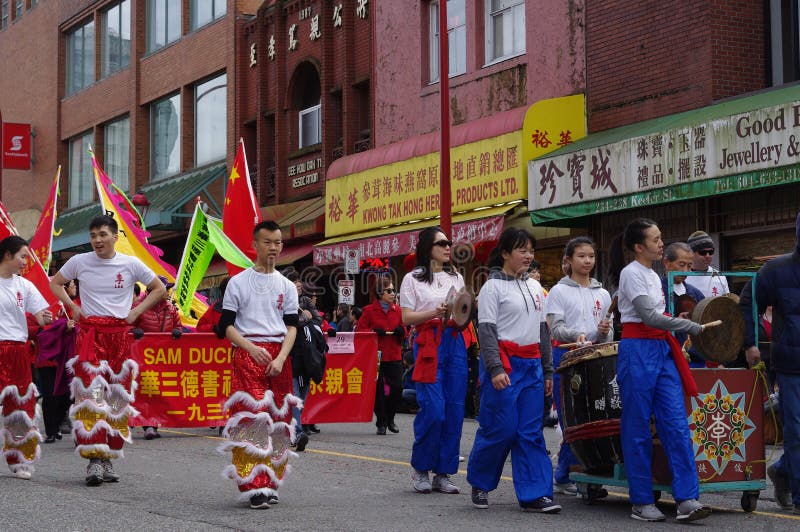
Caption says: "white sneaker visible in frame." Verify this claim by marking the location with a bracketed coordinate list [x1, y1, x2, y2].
[553, 481, 578, 496]
[432, 474, 460, 494]
[631, 504, 665, 522]
[12, 468, 32, 480]
[676, 499, 711, 522]
[412, 469, 431, 493]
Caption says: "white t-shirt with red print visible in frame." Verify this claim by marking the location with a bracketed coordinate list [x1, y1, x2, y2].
[223, 268, 299, 342]
[399, 269, 465, 313]
[0, 275, 49, 342]
[58, 252, 156, 319]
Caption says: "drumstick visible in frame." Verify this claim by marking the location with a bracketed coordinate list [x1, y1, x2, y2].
[558, 342, 586, 350]
[701, 320, 722, 330]
[605, 295, 619, 321]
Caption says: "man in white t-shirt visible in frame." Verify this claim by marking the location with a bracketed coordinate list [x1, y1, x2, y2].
[685, 231, 729, 298]
[216, 220, 300, 510]
[50, 215, 165, 486]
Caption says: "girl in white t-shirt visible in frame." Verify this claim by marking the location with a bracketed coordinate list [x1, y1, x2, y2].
[545, 236, 612, 495]
[399, 226, 466, 496]
[607, 218, 710, 523]
[0, 236, 52, 480]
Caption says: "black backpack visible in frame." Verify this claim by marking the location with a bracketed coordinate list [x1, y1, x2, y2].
[292, 322, 328, 385]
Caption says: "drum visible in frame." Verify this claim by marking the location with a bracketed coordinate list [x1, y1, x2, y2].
[557, 342, 623, 471]
[690, 296, 745, 363]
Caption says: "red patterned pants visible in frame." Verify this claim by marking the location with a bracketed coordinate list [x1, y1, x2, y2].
[0, 341, 41, 473]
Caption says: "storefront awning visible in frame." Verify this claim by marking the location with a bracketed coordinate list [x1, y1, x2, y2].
[53, 163, 227, 252]
[313, 203, 522, 266]
[528, 85, 800, 225]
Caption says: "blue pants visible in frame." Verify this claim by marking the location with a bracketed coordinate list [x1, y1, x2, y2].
[410, 327, 467, 475]
[467, 355, 553, 503]
[292, 377, 309, 431]
[618, 338, 699, 504]
[775, 372, 800, 505]
[552, 346, 579, 484]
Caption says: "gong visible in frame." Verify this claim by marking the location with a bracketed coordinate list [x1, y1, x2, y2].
[690, 296, 745, 363]
[445, 287, 475, 330]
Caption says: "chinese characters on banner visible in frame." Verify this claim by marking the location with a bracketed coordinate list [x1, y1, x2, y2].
[129, 334, 233, 428]
[529, 99, 800, 214]
[302, 333, 379, 424]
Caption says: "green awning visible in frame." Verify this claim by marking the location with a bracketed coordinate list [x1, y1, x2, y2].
[53, 163, 227, 252]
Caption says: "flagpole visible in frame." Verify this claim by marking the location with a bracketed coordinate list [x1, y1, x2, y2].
[439, 0, 451, 236]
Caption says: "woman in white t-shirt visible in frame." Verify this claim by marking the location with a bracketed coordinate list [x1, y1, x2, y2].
[0, 236, 52, 480]
[607, 219, 710, 523]
[545, 236, 612, 495]
[399, 226, 466, 496]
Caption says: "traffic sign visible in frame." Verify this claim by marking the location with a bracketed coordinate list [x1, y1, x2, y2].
[338, 279, 354, 305]
[345, 249, 360, 274]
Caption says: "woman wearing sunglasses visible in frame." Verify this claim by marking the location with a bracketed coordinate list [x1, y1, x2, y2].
[399, 226, 467, 495]
[359, 275, 406, 435]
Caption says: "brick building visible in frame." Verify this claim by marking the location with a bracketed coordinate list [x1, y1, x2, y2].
[315, 0, 587, 293]
[530, 0, 800, 291]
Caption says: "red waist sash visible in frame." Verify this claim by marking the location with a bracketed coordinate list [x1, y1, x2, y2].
[498, 340, 541, 374]
[622, 322, 698, 397]
[411, 318, 458, 384]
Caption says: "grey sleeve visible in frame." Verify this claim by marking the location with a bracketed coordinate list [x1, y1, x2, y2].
[540, 322, 553, 380]
[477, 322, 505, 378]
[547, 313, 582, 343]
[632, 295, 702, 335]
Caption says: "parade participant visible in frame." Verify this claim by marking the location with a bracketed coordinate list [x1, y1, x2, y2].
[545, 236, 612, 496]
[49, 215, 165, 486]
[467, 229, 559, 513]
[753, 211, 800, 514]
[0, 236, 52, 479]
[399, 226, 467, 495]
[216, 220, 300, 510]
[132, 276, 182, 440]
[608, 218, 711, 522]
[359, 275, 406, 435]
[285, 271, 318, 449]
[685, 230, 729, 298]
[660, 242, 706, 368]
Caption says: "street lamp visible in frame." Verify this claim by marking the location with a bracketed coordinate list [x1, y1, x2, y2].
[131, 191, 150, 225]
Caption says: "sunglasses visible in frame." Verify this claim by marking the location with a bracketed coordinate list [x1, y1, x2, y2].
[382, 288, 396, 294]
[697, 249, 714, 256]
[433, 240, 453, 248]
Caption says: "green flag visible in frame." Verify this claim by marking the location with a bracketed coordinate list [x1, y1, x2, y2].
[174, 204, 253, 315]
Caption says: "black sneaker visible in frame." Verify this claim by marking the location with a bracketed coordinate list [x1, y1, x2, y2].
[387, 422, 399, 433]
[376, 426, 387, 435]
[266, 494, 279, 505]
[471, 487, 489, 509]
[249, 494, 271, 509]
[295, 432, 309, 452]
[305, 424, 321, 434]
[521, 496, 561, 513]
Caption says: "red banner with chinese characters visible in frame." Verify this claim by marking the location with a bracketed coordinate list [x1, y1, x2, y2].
[129, 333, 233, 428]
[302, 332, 379, 423]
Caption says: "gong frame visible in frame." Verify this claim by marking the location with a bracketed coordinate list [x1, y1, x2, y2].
[666, 270, 758, 348]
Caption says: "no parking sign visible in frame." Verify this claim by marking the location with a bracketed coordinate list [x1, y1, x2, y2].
[338, 279, 354, 305]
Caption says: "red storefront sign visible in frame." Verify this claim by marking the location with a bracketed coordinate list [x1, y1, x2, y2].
[2, 123, 31, 170]
[313, 214, 504, 266]
[129, 333, 233, 428]
[302, 333, 379, 423]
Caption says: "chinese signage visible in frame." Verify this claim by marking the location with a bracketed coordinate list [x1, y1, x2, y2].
[314, 214, 505, 266]
[130, 334, 233, 428]
[303, 333, 379, 423]
[289, 157, 323, 188]
[325, 95, 586, 238]
[529, 96, 800, 214]
[2, 122, 31, 170]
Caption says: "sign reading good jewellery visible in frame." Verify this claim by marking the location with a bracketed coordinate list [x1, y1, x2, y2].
[529, 96, 800, 219]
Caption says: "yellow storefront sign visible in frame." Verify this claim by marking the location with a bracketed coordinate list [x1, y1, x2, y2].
[325, 94, 585, 237]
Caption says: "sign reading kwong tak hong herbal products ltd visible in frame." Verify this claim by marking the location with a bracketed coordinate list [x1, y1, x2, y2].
[529, 98, 800, 213]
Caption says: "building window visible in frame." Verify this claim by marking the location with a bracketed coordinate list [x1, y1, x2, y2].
[105, 116, 130, 191]
[191, 0, 226, 30]
[486, 0, 525, 64]
[769, 0, 800, 85]
[147, 0, 181, 52]
[102, 1, 131, 78]
[29, 0, 37, 8]
[12, 0, 21, 20]
[299, 104, 321, 149]
[68, 131, 94, 208]
[195, 73, 227, 165]
[1, 2, 8, 30]
[429, 0, 467, 82]
[66, 20, 95, 95]
[151, 94, 181, 180]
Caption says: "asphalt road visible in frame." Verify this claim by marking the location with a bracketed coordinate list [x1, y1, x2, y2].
[3, 414, 798, 531]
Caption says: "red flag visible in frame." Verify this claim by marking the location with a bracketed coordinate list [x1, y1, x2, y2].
[0, 199, 61, 314]
[222, 139, 260, 275]
[23, 167, 60, 275]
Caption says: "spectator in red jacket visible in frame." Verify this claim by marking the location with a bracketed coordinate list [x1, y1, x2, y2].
[132, 276, 181, 440]
[196, 278, 229, 334]
[359, 275, 406, 435]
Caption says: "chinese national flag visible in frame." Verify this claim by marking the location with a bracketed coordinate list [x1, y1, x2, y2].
[222, 139, 260, 275]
